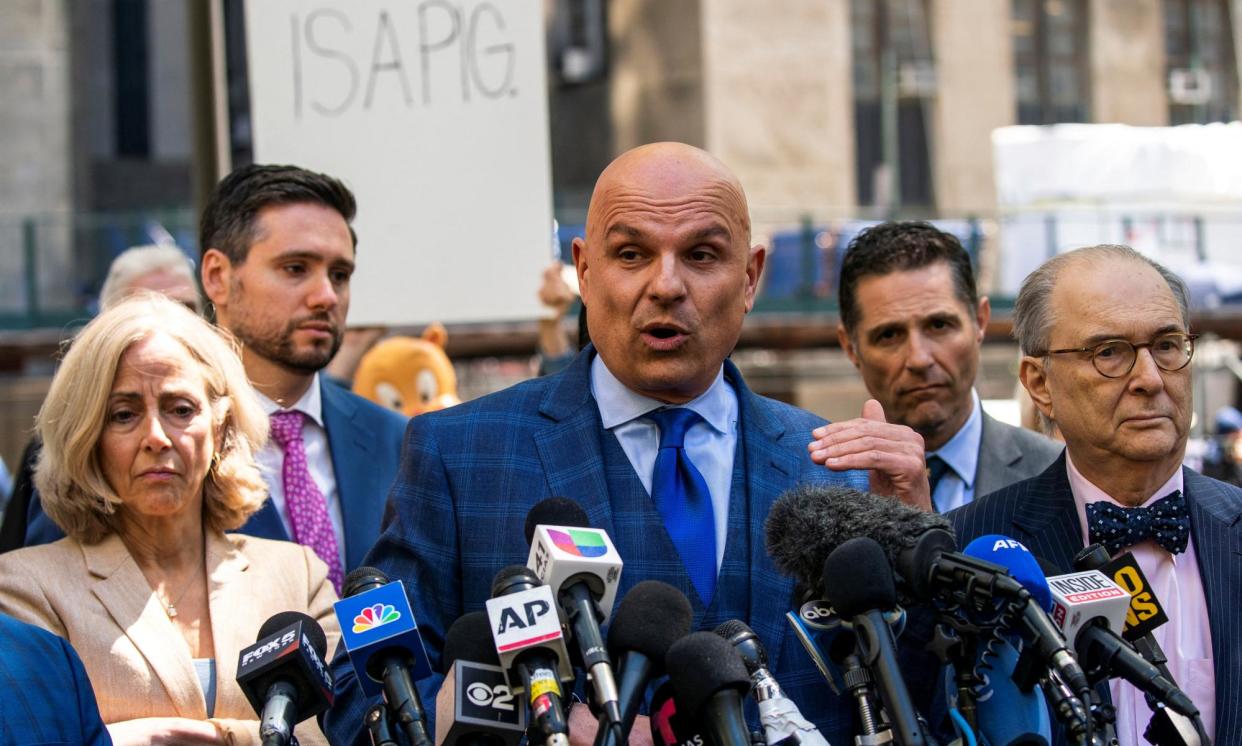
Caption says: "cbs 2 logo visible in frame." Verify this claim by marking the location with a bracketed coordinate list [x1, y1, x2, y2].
[466, 682, 516, 711]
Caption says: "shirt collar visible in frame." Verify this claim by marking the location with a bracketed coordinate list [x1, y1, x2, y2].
[590, 354, 732, 435]
[1066, 450, 1184, 510]
[255, 373, 324, 428]
[926, 389, 982, 488]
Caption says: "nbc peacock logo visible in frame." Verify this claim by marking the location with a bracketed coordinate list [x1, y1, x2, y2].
[353, 603, 401, 633]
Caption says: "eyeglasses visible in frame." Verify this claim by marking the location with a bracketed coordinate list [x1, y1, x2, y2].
[1043, 332, 1198, 378]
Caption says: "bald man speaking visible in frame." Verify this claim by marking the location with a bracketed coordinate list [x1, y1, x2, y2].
[324, 143, 928, 744]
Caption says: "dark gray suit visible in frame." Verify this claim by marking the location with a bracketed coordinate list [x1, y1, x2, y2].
[974, 411, 1063, 497]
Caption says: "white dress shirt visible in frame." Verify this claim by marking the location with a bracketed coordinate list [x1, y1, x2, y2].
[1067, 453, 1215, 743]
[589, 356, 738, 572]
[255, 373, 348, 567]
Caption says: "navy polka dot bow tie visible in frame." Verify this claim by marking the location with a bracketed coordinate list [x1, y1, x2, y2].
[1086, 490, 1190, 555]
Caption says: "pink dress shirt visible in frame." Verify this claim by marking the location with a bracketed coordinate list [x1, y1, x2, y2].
[1066, 453, 1215, 742]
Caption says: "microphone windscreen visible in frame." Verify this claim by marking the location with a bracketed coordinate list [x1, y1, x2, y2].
[821, 537, 897, 617]
[713, 619, 767, 672]
[608, 580, 693, 664]
[765, 485, 951, 592]
[257, 611, 328, 657]
[342, 566, 389, 598]
[491, 564, 541, 598]
[962, 535, 1053, 612]
[442, 611, 500, 671]
[523, 497, 590, 544]
[666, 632, 751, 717]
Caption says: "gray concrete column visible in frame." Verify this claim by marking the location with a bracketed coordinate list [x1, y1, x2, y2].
[700, 0, 856, 219]
[928, 0, 1015, 214]
[1088, 0, 1169, 125]
[0, 0, 74, 313]
[609, 0, 856, 222]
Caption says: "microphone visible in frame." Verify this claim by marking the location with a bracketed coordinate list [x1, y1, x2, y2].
[1073, 544, 1170, 648]
[1044, 569, 1199, 719]
[765, 484, 954, 605]
[783, 597, 906, 698]
[666, 632, 753, 746]
[524, 498, 625, 730]
[1072, 545, 1208, 745]
[715, 619, 830, 746]
[439, 611, 527, 746]
[650, 680, 709, 746]
[960, 536, 1056, 746]
[598, 580, 694, 746]
[766, 486, 1092, 706]
[972, 641, 1051, 746]
[486, 565, 572, 746]
[821, 537, 927, 746]
[236, 611, 334, 746]
[334, 566, 434, 746]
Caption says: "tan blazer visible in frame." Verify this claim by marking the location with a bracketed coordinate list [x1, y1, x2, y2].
[0, 530, 340, 746]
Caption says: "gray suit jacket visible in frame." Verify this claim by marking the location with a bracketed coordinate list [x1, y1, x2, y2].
[974, 411, 1063, 497]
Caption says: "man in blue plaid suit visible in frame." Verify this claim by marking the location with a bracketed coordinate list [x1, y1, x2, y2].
[324, 143, 932, 745]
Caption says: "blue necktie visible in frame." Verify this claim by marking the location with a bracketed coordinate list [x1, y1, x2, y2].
[647, 408, 717, 603]
[1086, 490, 1191, 555]
[926, 455, 953, 513]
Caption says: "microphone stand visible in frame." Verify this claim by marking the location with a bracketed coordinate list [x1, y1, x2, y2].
[365, 703, 400, 746]
[1040, 672, 1105, 746]
[1145, 704, 1209, 746]
[383, 658, 433, 746]
[840, 651, 893, 746]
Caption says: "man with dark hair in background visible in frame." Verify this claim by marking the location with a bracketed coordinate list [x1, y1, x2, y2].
[197, 164, 407, 588]
[13, 165, 408, 583]
[835, 221, 1061, 513]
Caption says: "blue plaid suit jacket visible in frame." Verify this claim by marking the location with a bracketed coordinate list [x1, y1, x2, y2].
[323, 347, 869, 745]
[949, 452, 1242, 744]
[0, 612, 110, 744]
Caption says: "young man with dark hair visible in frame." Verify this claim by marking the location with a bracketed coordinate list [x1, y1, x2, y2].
[836, 221, 1061, 512]
[198, 164, 406, 587]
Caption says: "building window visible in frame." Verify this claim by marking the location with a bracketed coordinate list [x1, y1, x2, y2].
[1164, 0, 1238, 124]
[1012, 0, 1090, 124]
[851, 0, 935, 211]
[113, 0, 150, 157]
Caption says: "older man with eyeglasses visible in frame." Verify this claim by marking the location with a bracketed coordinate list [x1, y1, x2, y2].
[947, 244, 1240, 744]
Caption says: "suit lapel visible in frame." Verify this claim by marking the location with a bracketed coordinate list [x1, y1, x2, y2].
[1182, 469, 1242, 735]
[206, 531, 252, 722]
[976, 413, 1022, 497]
[532, 348, 616, 533]
[241, 497, 288, 541]
[85, 534, 205, 718]
[1009, 453, 1084, 573]
[322, 378, 385, 569]
[729, 363, 799, 669]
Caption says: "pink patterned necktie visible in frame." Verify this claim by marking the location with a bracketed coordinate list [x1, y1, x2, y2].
[268, 410, 344, 592]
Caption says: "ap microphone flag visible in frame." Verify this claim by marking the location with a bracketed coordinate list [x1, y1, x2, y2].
[485, 583, 575, 689]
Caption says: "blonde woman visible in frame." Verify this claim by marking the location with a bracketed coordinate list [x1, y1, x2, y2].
[0, 294, 339, 745]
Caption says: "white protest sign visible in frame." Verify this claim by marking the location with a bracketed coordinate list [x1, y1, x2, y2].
[244, 0, 554, 325]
